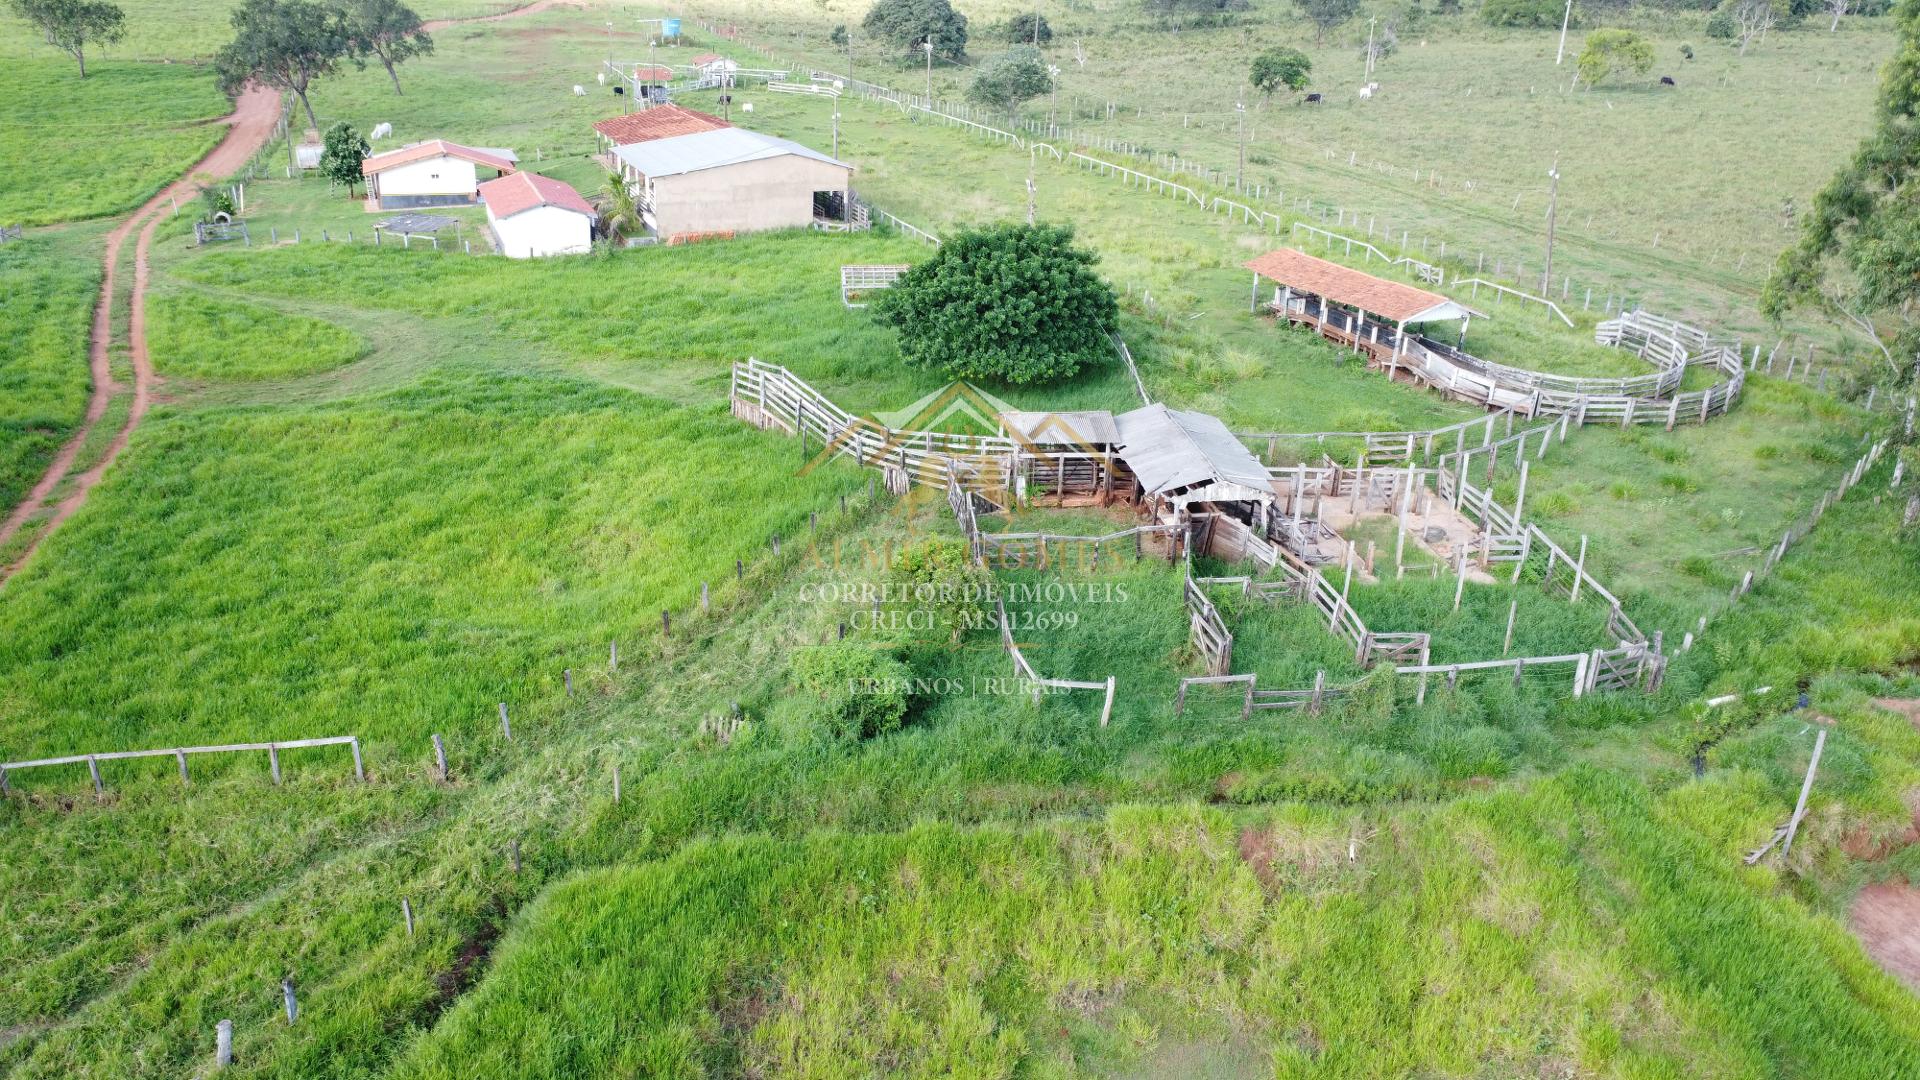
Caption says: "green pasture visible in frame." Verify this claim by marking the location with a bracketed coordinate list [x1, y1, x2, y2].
[0, 224, 106, 515]
[0, 60, 227, 226]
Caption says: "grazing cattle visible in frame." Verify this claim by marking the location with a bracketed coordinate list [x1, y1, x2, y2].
[1305, 92, 1322, 104]
[370, 122, 392, 140]
[1659, 75, 1676, 86]
[573, 85, 586, 96]
[1357, 81, 1380, 100]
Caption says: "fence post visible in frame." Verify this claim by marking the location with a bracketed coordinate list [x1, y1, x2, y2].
[215, 1020, 234, 1068]
[1781, 728, 1828, 856]
[402, 897, 414, 935]
[1503, 600, 1517, 656]
[1310, 670, 1325, 714]
[432, 734, 447, 781]
[1100, 676, 1116, 727]
[499, 702, 512, 741]
[1569, 536, 1588, 603]
[282, 977, 298, 1025]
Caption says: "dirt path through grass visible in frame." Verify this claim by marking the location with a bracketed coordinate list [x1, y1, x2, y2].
[0, 0, 582, 587]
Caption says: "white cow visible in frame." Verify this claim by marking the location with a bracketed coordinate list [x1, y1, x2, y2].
[1357, 81, 1380, 100]
[370, 122, 393, 140]
[573, 85, 587, 96]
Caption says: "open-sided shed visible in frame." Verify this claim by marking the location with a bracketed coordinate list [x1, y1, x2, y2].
[1113, 403, 1274, 510]
[1245, 248, 1484, 365]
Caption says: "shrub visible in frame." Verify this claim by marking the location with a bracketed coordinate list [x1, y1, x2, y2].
[1707, 8, 1737, 36]
[783, 641, 913, 743]
[966, 44, 1051, 122]
[1003, 11, 1050, 42]
[1483, 0, 1570, 28]
[890, 537, 991, 644]
[872, 223, 1119, 385]
[1577, 28, 1655, 85]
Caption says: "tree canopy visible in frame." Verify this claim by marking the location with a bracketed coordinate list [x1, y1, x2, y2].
[341, 0, 432, 95]
[872, 223, 1120, 385]
[1482, 0, 1570, 28]
[1765, 0, 1920, 374]
[319, 121, 368, 195]
[1300, 0, 1360, 43]
[215, 0, 350, 133]
[1006, 11, 1052, 43]
[861, 0, 967, 62]
[1250, 46, 1312, 98]
[7, 0, 125, 77]
[1576, 28, 1654, 85]
[966, 43, 1052, 121]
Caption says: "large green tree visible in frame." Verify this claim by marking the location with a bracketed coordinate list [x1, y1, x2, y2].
[1300, 0, 1359, 44]
[215, 0, 350, 134]
[861, 0, 967, 62]
[967, 44, 1051, 124]
[872, 223, 1119, 385]
[341, 0, 433, 96]
[7, 0, 124, 77]
[1250, 46, 1312, 99]
[318, 120, 368, 196]
[1765, 0, 1920, 377]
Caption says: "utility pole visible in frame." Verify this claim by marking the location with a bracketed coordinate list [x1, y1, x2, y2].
[1556, 0, 1574, 65]
[1027, 145, 1037, 225]
[1540, 154, 1561, 298]
[1032, 0, 1041, 45]
[1234, 101, 1247, 192]
[923, 39, 934, 104]
[832, 106, 840, 160]
[1048, 64, 1060, 134]
[1365, 16, 1377, 80]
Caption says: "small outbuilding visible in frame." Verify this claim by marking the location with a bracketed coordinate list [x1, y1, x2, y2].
[361, 140, 516, 209]
[610, 127, 853, 240]
[1244, 248, 1483, 366]
[1113, 403, 1275, 512]
[479, 172, 595, 258]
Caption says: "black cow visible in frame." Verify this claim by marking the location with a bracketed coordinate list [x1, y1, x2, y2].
[1304, 92, 1322, 104]
[1659, 76, 1676, 86]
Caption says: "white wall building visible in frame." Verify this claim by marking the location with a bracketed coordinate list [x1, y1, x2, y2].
[479, 172, 595, 258]
[362, 140, 516, 209]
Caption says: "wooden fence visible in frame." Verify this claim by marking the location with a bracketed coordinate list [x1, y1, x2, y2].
[2, 735, 365, 794]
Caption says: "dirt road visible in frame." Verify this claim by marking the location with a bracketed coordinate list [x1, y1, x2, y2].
[0, 0, 580, 586]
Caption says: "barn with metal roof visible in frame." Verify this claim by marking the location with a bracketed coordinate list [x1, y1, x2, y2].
[609, 127, 854, 241]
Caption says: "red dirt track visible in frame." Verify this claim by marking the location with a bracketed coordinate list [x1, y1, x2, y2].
[0, 0, 579, 586]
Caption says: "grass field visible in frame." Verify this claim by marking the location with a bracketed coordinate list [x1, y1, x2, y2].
[5, 2, 1920, 1075]
[688, 0, 1893, 338]
[148, 288, 370, 380]
[0, 224, 105, 515]
[0, 60, 227, 226]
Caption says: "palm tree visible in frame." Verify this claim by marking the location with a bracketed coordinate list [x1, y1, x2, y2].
[596, 171, 643, 244]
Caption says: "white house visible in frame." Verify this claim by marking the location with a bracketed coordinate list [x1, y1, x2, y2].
[361, 140, 516, 209]
[610, 127, 853, 240]
[479, 172, 595, 258]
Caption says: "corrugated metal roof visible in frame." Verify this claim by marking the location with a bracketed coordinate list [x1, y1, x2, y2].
[1245, 248, 1479, 324]
[1114, 403, 1272, 498]
[611, 127, 851, 179]
[999, 410, 1120, 447]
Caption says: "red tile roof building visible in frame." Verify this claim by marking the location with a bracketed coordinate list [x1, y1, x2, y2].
[478, 172, 595, 219]
[360, 139, 516, 177]
[591, 105, 731, 151]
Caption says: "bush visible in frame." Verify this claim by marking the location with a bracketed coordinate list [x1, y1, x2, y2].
[872, 223, 1119, 385]
[890, 537, 992, 644]
[1707, 8, 1736, 36]
[783, 641, 913, 743]
[1577, 28, 1655, 85]
[1483, 0, 1571, 27]
[1249, 45, 1312, 98]
[1004, 11, 1051, 42]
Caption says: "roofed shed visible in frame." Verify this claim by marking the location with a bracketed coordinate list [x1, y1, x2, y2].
[1113, 403, 1274, 509]
[1245, 248, 1485, 364]
[611, 127, 853, 240]
[361, 140, 515, 209]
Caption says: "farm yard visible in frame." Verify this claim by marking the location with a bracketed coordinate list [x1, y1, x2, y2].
[4, 0, 1920, 1076]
